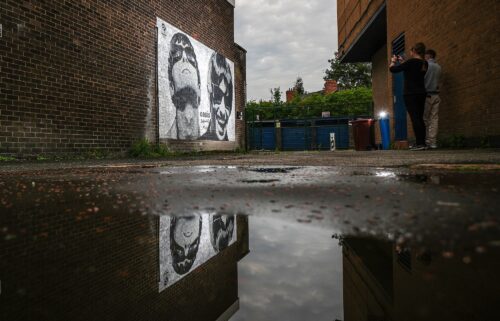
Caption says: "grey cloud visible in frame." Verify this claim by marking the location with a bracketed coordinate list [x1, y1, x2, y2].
[236, 0, 338, 101]
[232, 216, 344, 321]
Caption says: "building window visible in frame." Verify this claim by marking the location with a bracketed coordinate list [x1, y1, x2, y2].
[392, 33, 405, 57]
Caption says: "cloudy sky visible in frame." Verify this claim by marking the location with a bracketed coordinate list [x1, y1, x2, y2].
[232, 216, 344, 321]
[235, 0, 338, 102]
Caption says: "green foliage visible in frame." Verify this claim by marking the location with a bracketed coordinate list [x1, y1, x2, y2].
[0, 155, 16, 162]
[246, 87, 373, 121]
[129, 139, 171, 158]
[294, 77, 305, 96]
[439, 135, 466, 148]
[270, 87, 283, 106]
[324, 53, 372, 89]
[233, 146, 247, 154]
[480, 136, 491, 148]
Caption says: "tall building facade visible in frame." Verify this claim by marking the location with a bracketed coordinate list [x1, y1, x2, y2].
[0, 0, 246, 155]
[337, 0, 499, 147]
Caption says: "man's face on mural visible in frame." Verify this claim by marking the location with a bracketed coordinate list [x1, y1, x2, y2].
[211, 214, 235, 252]
[212, 79, 231, 140]
[170, 216, 202, 275]
[171, 39, 199, 92]
[176, 103, 199, 139]
[169, 33, 201, 140]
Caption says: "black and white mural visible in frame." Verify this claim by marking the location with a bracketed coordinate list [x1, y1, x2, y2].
[159, 213, 237, 292]
[157, 18, 236, 142]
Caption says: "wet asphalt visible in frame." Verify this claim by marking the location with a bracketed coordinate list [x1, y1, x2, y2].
[1, 162, 498, 251]
[1, 150, 499, 321]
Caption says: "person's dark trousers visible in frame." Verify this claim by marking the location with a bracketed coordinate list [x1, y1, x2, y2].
[404, 94, 427, 146]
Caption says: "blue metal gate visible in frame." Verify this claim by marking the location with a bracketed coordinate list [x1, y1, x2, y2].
[392, 33, 408, 141]
[249, 126, 276, 150]
[261, 127, 276, 150]
[316, 125, 349, 149]
[282, 127, 312, 151]
[247, 118, 353, 151]
[250, 127, 262, 150]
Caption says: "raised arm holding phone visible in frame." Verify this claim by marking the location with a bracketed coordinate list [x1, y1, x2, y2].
[389, 43, 429, 150]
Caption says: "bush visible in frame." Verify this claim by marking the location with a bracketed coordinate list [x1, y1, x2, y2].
[246, 87, 373, 121]
[129, 139, 171, 158]
[439, 135, 466, 148]
[0, 155, 16, 162]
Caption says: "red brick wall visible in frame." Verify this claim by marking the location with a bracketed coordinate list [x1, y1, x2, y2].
[324, 80, 338, 95]
[386, 0, 500, 144]
[340, 0, 500, 146]
[0, 0, 245, 156]
[338, 0, 386, 57]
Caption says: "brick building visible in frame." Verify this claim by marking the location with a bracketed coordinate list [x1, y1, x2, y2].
[285, 80, 339, 103]
[337, 0, 499, 147]
[0, 0, 246, 156]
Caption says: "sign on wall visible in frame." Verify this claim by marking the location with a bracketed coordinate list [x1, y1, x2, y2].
[159, 213, 237, 292]
[157, 18, 236, 142]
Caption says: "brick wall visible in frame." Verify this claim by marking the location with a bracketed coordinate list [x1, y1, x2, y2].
[337, 0, 386, 57]
[386, 0, 500, 145]
[340, 0, 500, 146]
[0, 0, 245, 156]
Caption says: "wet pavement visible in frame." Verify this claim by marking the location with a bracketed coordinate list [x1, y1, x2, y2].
[0, 163, 499, 320]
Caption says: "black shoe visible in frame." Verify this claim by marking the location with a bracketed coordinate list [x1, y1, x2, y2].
[410, 145, 426, 151]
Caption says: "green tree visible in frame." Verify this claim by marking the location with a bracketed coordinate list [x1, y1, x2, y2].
[324, 53, 372, 89]
[247, 87, 373, 121]
[294, 77, 305, 96]
[270, 87, 283, 106]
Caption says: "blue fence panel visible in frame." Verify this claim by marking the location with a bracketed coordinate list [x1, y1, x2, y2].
[250, 128, 262, 150]
[282, 127, 311, 151]
[316, 125, 349, 149]
[262, 128, 276, 150]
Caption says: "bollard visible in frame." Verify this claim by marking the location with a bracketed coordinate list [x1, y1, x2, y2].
[330, 133, 336, 151]
[379, 115, 391, 150]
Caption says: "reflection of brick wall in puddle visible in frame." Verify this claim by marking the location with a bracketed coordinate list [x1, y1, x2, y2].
[0, 0, 245, 155]
[0, 174, 249, 321]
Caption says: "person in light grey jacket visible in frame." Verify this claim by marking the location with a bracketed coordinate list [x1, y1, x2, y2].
[424, 49, 442, 149]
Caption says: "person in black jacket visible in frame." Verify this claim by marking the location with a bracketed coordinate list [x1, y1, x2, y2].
[390, 43, 428, 150]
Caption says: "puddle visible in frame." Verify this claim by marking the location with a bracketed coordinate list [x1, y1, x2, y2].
[246, 167, 301, 174]
[233, 216, 343, 321]
[0, 166, 499, 320]
[1, 209, 498, 321]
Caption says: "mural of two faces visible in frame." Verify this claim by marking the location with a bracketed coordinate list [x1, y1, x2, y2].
[157, 18, 236, 142]
[159, 213, 237, 292]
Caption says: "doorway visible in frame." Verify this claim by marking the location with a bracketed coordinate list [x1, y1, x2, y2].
[392, 33, 407, 141]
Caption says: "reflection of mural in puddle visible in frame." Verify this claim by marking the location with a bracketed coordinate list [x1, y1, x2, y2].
[159, 212, 237, 292]
[234, 216, 344, 321]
